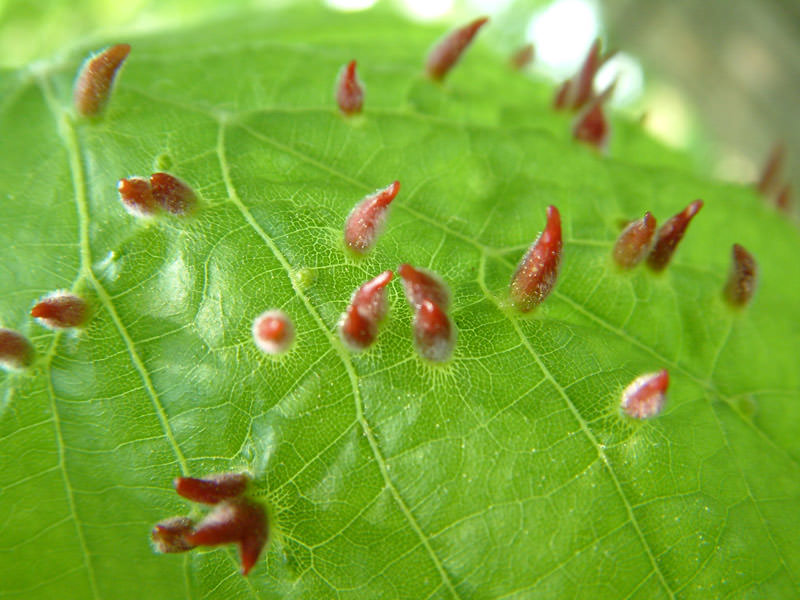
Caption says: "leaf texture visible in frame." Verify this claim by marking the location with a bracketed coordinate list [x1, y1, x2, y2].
[1, 6, 799, 599]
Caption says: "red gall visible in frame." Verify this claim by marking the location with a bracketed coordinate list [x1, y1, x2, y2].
[723, 244, 757, 308]
[174, 472, 250, 505]
[621, 369, 669, 419]
[336, 60, 364, 115]
[509, 205, 562, 312]
[646, 200, 703, 272]
[344, 180, 400, 254]
[0, 329, 35, 371]
[252, 310, 294, 355]
[613, 212, 657, 269]
[398, 264, 450, 311]
[30, 292, 88, 329]
[426, 17, 489, 81]
[413, 299, 456, 363]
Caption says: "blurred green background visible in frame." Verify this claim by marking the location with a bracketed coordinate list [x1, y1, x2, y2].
[1, 0, 797, 211]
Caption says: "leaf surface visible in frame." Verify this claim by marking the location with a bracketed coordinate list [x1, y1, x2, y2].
[1, 5, 799, 599]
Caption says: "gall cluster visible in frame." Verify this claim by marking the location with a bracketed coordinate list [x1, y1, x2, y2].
[45, 14, 782, 581]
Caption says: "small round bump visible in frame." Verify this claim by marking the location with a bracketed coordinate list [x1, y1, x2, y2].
[252, 310, 294, 355]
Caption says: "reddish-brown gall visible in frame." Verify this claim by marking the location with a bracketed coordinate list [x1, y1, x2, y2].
[0, 329, 35, 371]
[73, 43, 131, 116]
[621, 369, 669, 419]
[510, 205, 563, 312]
[150, 172, 196, 215]
[186, 498, 269, 576]
[723, 244, 757, 308]
[425, 17, 489, 81]
[344, 180, 400, 254]
[336, 60, 364, 115]
[572, 80, 615, 150]
[554, 39, 614, 111]
[151, 516, 196, 553]
[174, 473, 250, 505]
[510, 43, 534, 70]
[339, 303, 378, 351]
[30, 292, 88, 329]
[776, 184, 792, 213]
[646, 200, 703, 271]
[413, 299, 456, 363]
[756, 142, 786, 196]
[351, 270, 393, 322]
[613, 212, 657, 269]
[252, 310, 294, 355]
[118, 176, 156, 216]
[398, 264, 450, 311]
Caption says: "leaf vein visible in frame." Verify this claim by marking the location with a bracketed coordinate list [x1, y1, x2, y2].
[217, 120, 462, 599]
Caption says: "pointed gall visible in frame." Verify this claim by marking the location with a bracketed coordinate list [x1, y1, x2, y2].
[252, 310, 294, 355]
[553, 80, 571, 112]
[344, 180, 400, 254]
[621, 369, 669, 419]
[646, 200, 703, 271]
[510, 43, 534, 70]
[510, 205, 562, 312]
[572, 80, 615, 151]
[31, 292, 88, 329]
[186, 498, 268, 576]
[150, 172, 196, 215]
[426, 17, 489, 81]
[756, 142, 785, 196]
[414, 299, 456, 363]
[723, 244, 757, 308]
[398, 263, 450, 311]
[336, 60, 364, 116]
[776, 183, 792, 213]
[151, 516, 196, 553]
[339, 271, 393, 352]
[339, 303, 378, 351]
[351, 270, 393, 322]
[562, 39, 601, 110]
[73, 43, 131, 116]
[174, 473, 250, 505]
[118, 176, 156, 216]
[554, 39, 615, 111]
[613, 212, 657, 269]
[573, 100, 609, 150]
[0, 329, 34, 371]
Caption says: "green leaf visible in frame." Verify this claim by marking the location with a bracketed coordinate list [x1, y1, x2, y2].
[2, 5, 799, 599]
